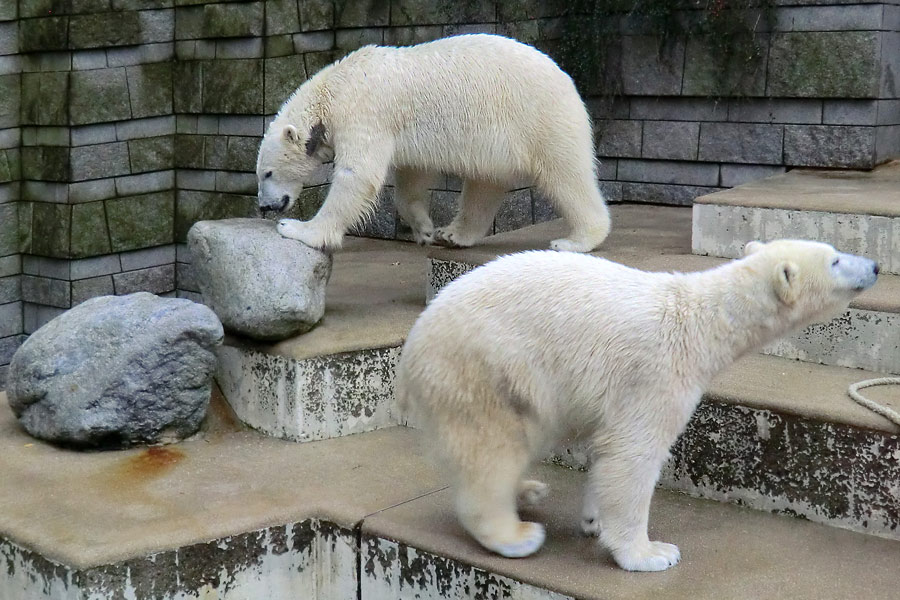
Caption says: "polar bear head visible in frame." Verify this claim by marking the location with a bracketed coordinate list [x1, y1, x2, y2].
[743, 239, 879, 325]
[256, 121, 332, 214]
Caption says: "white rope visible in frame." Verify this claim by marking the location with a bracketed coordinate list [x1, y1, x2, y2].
[848, 378, 900, 426]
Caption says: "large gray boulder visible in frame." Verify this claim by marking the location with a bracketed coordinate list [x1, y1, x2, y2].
[7, 293, 223, 449]
[188, 218, 333, 340]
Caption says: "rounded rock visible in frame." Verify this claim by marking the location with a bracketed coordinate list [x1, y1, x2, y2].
[7, 293, 224, 449]
[187, 218, 333, 340]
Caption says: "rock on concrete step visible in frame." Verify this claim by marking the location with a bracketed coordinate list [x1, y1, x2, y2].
[6, 293, 223, 448]
[188, 218, 333, 341]
[214, 237, 425, 441]
[692, 161, 900, 274]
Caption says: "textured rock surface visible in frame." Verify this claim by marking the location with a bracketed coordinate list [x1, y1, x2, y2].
[188, 218, 332, 340]
[7, 293, 223, 448]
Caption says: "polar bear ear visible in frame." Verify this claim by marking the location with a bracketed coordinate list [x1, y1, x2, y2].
[744, 241, 764, 256]
[773, 261, 800, 305]
[282, 125, 300, 145]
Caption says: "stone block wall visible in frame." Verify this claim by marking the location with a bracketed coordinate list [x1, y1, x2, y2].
[0, 2, 21, 388]
[1, 0, 898, 387]
[586, 1, 900, 205]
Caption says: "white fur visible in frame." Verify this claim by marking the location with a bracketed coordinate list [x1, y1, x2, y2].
[257, 34, 611, 252]
[396, 240, 878, 571]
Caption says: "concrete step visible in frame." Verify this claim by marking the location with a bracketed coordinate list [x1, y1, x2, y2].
[692, 160, 900, 274]
[363, 461, 900, 600]
[663, 354, 900, 538]
[428, 206, 900, 374]
[0, 395, 437, 599]
[1, 407, 897, 600]
[215, 238, 426, 441]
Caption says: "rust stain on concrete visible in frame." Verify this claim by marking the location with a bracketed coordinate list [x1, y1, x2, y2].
[119, 446, 186, 480]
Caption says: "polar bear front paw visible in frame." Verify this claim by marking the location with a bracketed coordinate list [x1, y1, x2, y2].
[517, 480, 550, 506]
[580, 515, 601, 537]
[612, 541, 681, 572]
[413, 227, 435, 246]
[550, 237, 593, 253]
[433, 228, 478, 248]
[432, 228, 461, 248]
[484, 522, 546, 558]
[277, 219, 328, 250]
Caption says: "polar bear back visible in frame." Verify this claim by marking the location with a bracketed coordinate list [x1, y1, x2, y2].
[402, 252, 681, 427]
[319, 34, 594, 180]
[424, 251, 670, 355]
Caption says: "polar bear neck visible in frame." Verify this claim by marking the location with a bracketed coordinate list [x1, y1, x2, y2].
[665, 260, 788, 383]
[272, 64, 335, 136]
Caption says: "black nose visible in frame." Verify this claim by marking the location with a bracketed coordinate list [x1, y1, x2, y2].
[873, 263, 880, 275]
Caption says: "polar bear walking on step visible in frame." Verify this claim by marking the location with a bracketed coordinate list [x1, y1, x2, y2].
[396, 240, 879, 571]
[256, 34, 611, 253]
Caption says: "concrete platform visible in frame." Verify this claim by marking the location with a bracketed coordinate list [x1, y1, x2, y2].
[2, 396, 898, 600]
[0, 391, 441, 570]
[428, 206, 900, 374]
[692, 160, 900, 273]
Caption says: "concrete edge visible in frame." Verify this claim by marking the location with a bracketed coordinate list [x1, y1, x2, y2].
[693, 161, 900, 217]
[426, 237, 900, 315]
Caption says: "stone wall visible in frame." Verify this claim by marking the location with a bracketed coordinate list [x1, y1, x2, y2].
[0, 0, 898, 387]
[590, 2, 900, 205]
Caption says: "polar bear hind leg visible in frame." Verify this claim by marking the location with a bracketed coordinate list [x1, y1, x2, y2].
[537, 167, 611, 253]
[454, 442, 546, 558]
[434, 179, 506, 248]
[433, 386, 546, 558]
[580, 487, 602, 537]
[394, 167, 439, 245]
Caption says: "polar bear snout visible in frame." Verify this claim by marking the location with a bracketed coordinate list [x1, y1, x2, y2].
[257, 166, 301, 214]
[259, 195, 290, 214]
[832, 252, 879, 292]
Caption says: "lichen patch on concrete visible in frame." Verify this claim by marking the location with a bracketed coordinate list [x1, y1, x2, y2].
[426, 259, 477, 302]
[662, 400, 900, 539]
[764, 308, 900, 374]
[362, 536, 572, 600]
[1, 520, 357, 600]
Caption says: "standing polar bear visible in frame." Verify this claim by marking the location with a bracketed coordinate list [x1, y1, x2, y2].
[396, 240, 879, 571]
[256, 34, 611, 252]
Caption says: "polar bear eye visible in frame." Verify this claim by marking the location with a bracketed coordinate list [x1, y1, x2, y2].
[832, 258, 840, 266]
[264, 170, 273, 179]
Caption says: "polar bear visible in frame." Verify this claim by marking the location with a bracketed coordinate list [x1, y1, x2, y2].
[396, 240, 879, 571]
[256, 34, 611, 253]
